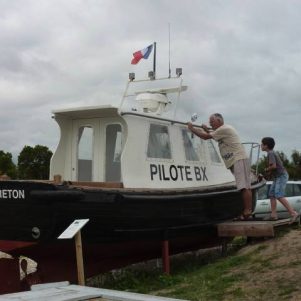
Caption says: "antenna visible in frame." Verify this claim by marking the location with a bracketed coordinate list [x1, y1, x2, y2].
[168, 23, 171, 78]
[153, 42, 156, 79]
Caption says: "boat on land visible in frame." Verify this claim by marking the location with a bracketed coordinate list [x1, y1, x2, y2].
[0, 69, 265, 285]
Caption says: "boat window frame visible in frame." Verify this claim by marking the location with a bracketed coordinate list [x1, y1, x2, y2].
[76, 124, 95, 182]
[146, 123, 173, 161]
[181, 128, 208, 163]
[104, 122, 124, 182]
[207, 139, 223, 165]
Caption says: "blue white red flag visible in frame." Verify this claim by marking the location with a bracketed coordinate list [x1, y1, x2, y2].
[131, 44, 153, 65]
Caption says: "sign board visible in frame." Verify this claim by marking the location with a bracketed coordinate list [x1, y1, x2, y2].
[58, 219, 89, 239]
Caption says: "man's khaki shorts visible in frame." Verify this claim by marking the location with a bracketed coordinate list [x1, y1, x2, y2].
[230, 159, 251, 190]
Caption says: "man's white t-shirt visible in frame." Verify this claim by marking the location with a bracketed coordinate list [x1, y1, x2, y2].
[210, 124, 248, 169]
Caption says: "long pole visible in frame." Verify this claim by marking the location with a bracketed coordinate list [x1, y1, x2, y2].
[168, 23, 171, 78]
[153, 42, 156, 79]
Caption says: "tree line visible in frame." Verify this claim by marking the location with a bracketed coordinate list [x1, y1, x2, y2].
[0, 144, 300, 181]
[0, 145, 52, 180]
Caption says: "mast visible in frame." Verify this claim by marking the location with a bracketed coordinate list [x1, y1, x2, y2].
[153, 42, 156, 79]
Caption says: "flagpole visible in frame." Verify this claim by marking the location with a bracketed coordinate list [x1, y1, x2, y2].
[153, 42, 156, 79]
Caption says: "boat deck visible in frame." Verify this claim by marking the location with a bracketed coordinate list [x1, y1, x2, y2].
[0, 281, 188, 301]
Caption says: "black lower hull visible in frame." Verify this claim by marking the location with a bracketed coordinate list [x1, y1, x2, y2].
[10, 228, 219, 279]
[0, 180, 265, 244]
[0, 179, 264, 288]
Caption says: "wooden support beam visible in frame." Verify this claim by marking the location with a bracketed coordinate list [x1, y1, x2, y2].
[217, 218, 292, 238]
[75, 231, 85, 286]
[218, 221, 274, 237]
[221, 239, 228, 255]
[162, 240, 170, 275]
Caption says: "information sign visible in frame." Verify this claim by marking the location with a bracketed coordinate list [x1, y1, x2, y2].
[58, 219, 89, 239]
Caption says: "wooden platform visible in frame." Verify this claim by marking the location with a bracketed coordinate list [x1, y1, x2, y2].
[217, 218, 297, 238]
[0, 281, 188, 301]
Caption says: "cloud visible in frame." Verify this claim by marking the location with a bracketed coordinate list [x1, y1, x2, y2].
[0, 0, 300, 163]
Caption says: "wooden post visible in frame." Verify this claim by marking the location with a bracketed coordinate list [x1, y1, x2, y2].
[162, 240, 170, 275]
[58, 219, 89, 286]
[75, 230, 85, 286]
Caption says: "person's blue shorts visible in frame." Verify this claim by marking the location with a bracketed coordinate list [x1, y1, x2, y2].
[269, 172, 289, 198]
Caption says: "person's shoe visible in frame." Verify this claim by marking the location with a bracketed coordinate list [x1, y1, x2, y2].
[289, 213, 300, 224]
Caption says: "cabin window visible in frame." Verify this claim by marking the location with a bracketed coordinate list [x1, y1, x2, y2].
[181, 129, 199, 161]
[207, 140, 222, 163]
[78, 126, 93, 181]
[147, 124, 171, 159]
[106, 124, 122, 181]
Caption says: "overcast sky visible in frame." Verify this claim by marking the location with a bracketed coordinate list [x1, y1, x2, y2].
[0, 0, 300, 162]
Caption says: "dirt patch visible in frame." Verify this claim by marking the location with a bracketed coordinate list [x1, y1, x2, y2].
[224, 228, 301, 300]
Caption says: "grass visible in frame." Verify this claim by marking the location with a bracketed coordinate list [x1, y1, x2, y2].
[88, 239, 254, 300]
[87, 227, 301, 300]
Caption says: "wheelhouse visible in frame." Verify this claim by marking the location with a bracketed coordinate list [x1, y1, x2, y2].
[50, 76, 234, 188]
[50, 109, 234, 188]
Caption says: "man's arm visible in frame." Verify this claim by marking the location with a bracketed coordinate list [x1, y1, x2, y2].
[187, 122, 212, 140]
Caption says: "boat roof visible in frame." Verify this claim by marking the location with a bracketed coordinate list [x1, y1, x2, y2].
[52, 105, 119, 119]
[52, 103, 202, 128]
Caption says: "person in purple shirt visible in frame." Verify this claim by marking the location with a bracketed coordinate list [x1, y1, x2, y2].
[261, 137, 299, 222]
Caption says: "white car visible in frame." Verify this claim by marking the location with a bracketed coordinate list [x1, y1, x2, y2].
[254, 181, 301, 219]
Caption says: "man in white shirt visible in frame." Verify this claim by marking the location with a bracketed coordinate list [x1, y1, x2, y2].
[188, 113, 253, 220]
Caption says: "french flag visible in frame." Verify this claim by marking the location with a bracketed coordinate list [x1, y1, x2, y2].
[131, 44, 153, 65]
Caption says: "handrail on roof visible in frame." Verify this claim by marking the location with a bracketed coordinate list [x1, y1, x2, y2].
[243, 142, 261, 175]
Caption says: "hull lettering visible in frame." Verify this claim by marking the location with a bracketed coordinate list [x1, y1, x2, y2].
[0, 189, 25, 199]
[150, 164, 208, 182]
